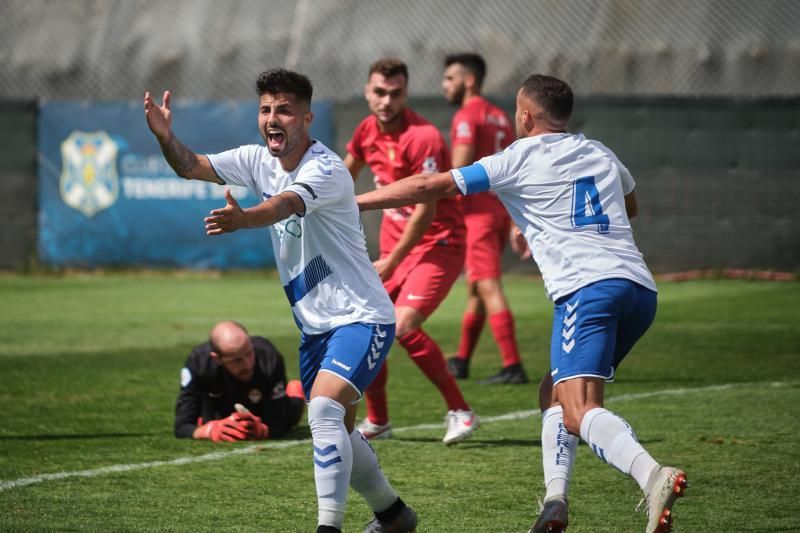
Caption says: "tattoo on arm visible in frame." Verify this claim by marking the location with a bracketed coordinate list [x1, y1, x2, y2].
[160, 134, 198, 178]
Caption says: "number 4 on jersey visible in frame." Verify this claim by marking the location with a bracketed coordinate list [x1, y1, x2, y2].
[572, 176, 609, 233]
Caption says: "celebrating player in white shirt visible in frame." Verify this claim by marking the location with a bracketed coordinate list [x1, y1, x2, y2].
[356, 74, 686, 533]
[144, 69, 417, 533]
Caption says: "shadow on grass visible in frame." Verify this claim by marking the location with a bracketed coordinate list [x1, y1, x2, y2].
[0, 431, 165, 441]
[389, 435, 663, 449]
[283, 427, 312, 439]
[391, 435, 543, 447]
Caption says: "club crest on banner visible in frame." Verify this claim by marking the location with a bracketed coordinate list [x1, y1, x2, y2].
[60, 131, 120, 217]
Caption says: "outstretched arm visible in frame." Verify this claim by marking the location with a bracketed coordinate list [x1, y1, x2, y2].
[373, 200, 436, 280]
[357, 171, 459, 212]
[205, 188, 305, 235]
[144, 91, 222, 184]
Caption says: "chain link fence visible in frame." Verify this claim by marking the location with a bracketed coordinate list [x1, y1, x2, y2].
[1, 0, 798, 101]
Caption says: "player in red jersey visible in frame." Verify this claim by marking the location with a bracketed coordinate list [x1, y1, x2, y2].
[441, 53, 529, 385]
[344, 58, 478, 445]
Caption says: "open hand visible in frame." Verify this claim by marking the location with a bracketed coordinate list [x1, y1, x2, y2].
[143, 90, 172, 143]
[205, 189, 247, 235]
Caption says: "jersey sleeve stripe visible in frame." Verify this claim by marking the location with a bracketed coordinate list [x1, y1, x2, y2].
[294, 182, 318, 199]
[452, 163, 490, 195]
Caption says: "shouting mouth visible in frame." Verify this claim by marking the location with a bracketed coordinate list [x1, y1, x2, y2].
[267, 128, 286, 153]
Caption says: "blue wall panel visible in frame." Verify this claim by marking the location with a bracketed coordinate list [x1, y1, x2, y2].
[38, 100, 334, 269]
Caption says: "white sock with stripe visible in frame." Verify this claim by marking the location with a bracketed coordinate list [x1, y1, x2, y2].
[308, 396, 352, 529]
[541, 405, 578, 501]
[579, 407, 658, 491]
[349, 429, 398, 512]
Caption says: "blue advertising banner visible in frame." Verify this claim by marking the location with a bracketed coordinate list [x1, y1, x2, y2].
[38, 100, 334, 268]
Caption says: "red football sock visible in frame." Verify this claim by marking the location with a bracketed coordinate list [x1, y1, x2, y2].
[364, 362, 389, 425]
[489, 310, 522, 367]
[456, 311, 486, 360]
[399, 329, 470, 412]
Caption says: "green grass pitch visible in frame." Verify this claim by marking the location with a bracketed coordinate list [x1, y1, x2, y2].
[1, 273, 798, 531]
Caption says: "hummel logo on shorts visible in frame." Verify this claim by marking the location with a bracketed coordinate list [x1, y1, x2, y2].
[332, 358, 351, 371]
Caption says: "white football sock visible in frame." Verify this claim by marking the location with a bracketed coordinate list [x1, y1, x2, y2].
[579, 407, 658, 491]
[308, 396, 352, 529]
[349, 429, 398, 512]
[541, 405, 578, 501]
[632, 455, 661, 493]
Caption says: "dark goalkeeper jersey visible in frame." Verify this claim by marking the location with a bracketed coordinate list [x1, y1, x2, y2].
[174, 336, 304, 439]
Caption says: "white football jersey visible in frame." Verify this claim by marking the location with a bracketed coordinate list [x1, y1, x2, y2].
[451, 132, 656, 301]
[208, 141, 395, 334]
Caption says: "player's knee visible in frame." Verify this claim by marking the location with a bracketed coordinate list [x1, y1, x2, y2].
[395, 316, 422, 338]
[308, 396, 345, 429]
[561, 406, 585, 436]
[475, 277, 501, 296]
[395, 322, 411, 339]
[394, 306, 426, 338]
[562, 402, 603, 436]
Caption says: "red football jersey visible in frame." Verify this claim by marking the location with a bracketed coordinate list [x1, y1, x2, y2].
[451, 95, 514, 157]
[347, 108, 465, 255]
[451, 96, 514, 215]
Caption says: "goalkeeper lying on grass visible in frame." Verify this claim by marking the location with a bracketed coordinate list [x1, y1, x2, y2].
[175, 320, 305, 442]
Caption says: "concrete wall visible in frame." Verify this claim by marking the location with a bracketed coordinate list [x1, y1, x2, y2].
[0, 101, 37, 269]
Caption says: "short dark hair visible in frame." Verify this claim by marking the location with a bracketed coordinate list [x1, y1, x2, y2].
[368, 58, 409, 83]
[520, 74, 573, 122]
[445, 53, 487, 88]
[255, 69, 313, 105]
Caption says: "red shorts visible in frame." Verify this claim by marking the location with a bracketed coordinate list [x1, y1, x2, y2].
[383, 243, 465, 318]
[462, 194, 511, 283]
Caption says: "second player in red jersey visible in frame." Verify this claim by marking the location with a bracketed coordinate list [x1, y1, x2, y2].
[347, 107, 465, 264]
[345, 58, 478, 445]
[442, 53, 529, 384]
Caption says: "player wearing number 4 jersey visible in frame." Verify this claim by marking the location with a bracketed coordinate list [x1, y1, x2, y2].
[356, 74, 686, 533]
[145, 69, 416, 533]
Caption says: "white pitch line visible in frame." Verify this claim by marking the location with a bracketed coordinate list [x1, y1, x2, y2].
[0, 381, 789, 492]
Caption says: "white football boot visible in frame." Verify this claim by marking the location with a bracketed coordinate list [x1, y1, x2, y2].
[638, 466, 688, 533]
[442, 409, 479, 445]
[356, 418, 393, 440]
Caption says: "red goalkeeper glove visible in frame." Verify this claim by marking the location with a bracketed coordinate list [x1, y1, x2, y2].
[196, 416, 249, 442]
[233, 405, 270, 440]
